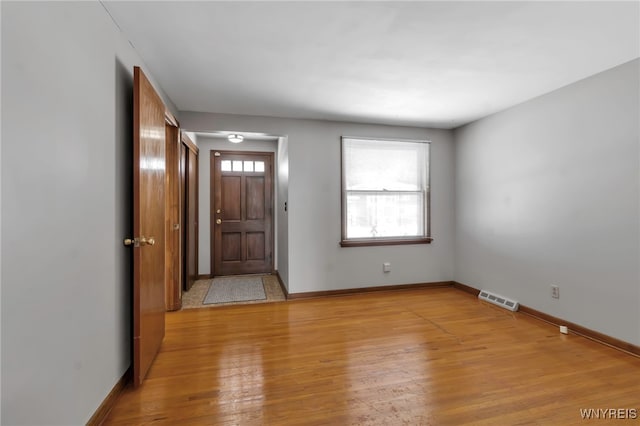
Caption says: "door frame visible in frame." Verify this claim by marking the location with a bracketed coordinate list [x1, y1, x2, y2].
[210, 150, 275, 276]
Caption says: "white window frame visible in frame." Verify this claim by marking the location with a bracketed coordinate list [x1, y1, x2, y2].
[340, 136, 432, 247]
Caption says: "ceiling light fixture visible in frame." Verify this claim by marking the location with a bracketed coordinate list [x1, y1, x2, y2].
[228, 134, 244, 143]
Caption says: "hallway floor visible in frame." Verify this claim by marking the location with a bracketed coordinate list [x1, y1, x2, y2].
[181, 274, 286, 309]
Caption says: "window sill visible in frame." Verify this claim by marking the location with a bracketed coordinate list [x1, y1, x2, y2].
[340, 237, 433, 248]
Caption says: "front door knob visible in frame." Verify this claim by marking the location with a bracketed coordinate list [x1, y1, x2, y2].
[216, 219, 222, 225]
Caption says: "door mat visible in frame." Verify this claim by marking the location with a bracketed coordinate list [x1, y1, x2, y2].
[204, 276, 267, 304]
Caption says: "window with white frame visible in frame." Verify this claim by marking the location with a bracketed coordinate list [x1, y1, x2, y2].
[341, 137, 431, 247]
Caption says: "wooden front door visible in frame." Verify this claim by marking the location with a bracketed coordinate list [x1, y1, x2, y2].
[212, 151, 274, 276]
[132, 67, 166, 387]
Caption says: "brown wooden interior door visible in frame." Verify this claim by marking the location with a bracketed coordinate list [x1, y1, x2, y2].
[180, 134, 199, 292]
[185, 146, 198, 289]
[212, 151, 273, 275]
[132, 66, 166, 387]
[164, 121, 181, 311]
[179, 144, 188, 290]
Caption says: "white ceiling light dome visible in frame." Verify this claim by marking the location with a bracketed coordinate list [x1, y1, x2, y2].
[228, 134, 244, 143]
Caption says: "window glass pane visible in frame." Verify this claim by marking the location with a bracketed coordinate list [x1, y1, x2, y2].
[221, 160, 232, 172]
[346, 192, 424, 239]
[233, 161, 243, 172]
[342, 137, 430, 242]
[244, 161, 254, 172]
[254, 161, 265, 172]
[344, 139, 427, 191]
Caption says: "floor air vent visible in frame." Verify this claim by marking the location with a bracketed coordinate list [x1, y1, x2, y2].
[478, 290, 519, 312]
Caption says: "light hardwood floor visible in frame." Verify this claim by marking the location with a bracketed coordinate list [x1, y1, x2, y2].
[104, 287, 640, 425]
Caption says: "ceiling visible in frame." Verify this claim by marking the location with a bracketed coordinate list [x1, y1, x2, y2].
[102, 1, 639, 129]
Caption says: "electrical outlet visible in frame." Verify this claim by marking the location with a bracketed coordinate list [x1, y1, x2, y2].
[551, 285, 560, 299]
[383, 262, 391, 273]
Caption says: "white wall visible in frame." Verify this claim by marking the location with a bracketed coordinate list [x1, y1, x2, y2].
[454, 59, 640, 346]
[182, 113, 456, 294]
[195, 136, 279, 276]
[276, 137, 290, 289]
[1, 2, 177, 424]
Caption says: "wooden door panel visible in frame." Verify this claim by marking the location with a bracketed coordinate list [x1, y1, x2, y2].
[246, 177, 265, 220]
[246, 232, 265, 260]
[133, 67, 166, 387]
[212, 151, 273, 276]
[221, 233, 241, 261]
[222, 176, 241, 221]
